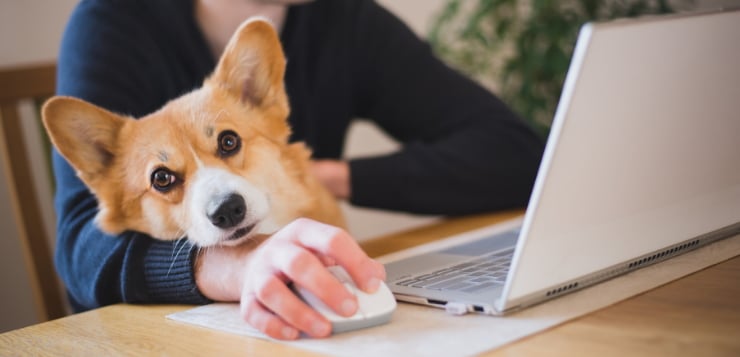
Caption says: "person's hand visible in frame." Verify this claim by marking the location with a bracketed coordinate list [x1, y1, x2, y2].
[194, 218, 385, 340]
[310, 160, 350, 199]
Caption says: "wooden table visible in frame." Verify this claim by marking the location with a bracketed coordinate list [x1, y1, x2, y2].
[1, 211, 739, 356]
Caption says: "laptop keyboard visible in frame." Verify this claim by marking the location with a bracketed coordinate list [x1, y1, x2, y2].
[394, 248, 514, 293]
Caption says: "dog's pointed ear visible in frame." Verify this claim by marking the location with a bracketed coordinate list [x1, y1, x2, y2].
[42, 96, 126, 185]
[209, 18, 288, 110]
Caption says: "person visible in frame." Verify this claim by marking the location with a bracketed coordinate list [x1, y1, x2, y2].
[53, 0, 544, 340]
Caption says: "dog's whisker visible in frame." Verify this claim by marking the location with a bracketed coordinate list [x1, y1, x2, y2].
[170, 236, 187, 258]
[195, 246, 203, 258]
[167, 234, 191, 277]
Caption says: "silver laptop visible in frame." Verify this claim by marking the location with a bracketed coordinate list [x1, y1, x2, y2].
[385, 9, 740, 315]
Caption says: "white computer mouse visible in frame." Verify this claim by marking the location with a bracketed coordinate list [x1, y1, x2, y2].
[292, 265, 397, 334]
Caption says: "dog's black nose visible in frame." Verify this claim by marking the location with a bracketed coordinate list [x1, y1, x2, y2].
[209, 194, 246, 229]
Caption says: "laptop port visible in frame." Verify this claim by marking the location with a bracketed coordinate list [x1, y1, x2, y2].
[427, 299, 447, 306]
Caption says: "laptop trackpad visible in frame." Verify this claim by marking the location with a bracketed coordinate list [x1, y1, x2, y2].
[439, 229, 519, 256]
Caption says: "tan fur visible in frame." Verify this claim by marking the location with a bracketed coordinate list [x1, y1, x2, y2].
[42, 19, 345, 244]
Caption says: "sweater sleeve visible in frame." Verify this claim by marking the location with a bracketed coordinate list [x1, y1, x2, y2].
[53, 0, 209, 311]
[348, 0, 545, 215]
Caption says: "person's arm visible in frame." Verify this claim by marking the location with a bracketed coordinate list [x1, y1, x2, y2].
[347, 0, 545, 215]
[53, 1, 209, 311]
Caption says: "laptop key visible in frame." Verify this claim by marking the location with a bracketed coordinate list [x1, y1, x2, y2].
[442, 282, 475, 291]
[425, 278, 473, 290]
[461, 282, 500, 293]
[396, 279, 419, 286]
[411, 274, 458, 288]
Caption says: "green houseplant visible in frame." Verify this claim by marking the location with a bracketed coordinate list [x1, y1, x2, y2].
[429, 0, 689, 134]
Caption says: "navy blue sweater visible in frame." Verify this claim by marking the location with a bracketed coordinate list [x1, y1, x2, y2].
[54, 0, 544, 311]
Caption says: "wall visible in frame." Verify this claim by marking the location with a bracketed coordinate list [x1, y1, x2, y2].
[0, 0, 77, 67]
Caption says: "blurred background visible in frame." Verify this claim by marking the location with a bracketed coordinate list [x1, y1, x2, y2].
[1, 0, 736, 333]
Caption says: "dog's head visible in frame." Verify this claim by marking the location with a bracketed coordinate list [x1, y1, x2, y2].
[43, 19, 302, 246]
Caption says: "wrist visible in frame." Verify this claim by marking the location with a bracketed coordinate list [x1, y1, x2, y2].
[311, 160, 351, 199]
[194, 237, 265, 301]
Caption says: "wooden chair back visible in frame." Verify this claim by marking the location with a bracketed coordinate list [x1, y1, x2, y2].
[0, 63, 67, 321]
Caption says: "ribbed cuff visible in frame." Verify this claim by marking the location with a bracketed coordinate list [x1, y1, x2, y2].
[142, 240, 211, 304]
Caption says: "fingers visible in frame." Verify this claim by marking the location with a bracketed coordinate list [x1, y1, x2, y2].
[317, 254, 336, 267]
[241, 293, 299, 340]
[244, 274, 331, 339]
[272, 245, 359, 317]
[278, 218, 386, 293]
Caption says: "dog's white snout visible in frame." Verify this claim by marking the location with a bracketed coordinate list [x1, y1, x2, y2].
[185, 167, 272, 246]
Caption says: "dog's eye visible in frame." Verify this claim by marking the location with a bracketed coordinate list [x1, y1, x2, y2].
[151, 168, 177, 192]
[218, 130, 241, 157]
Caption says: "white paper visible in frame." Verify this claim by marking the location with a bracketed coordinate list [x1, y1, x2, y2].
[168, 234, 740, 357]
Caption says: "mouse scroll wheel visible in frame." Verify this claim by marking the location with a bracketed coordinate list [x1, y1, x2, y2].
[328, 266, 353, 283]
[342, 282, 357, 297]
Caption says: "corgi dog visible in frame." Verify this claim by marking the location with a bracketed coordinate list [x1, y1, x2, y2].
[42, 18, 345, 247]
